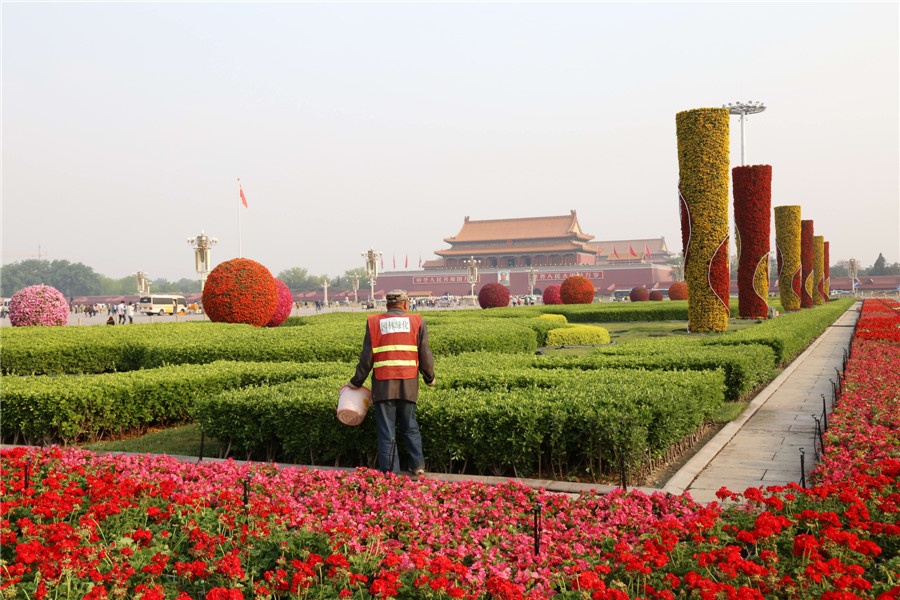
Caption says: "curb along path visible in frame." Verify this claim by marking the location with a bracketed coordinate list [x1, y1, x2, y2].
[664, 302, 861, 503]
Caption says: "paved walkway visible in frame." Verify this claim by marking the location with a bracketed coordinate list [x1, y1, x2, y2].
[664, 302, 860, 503]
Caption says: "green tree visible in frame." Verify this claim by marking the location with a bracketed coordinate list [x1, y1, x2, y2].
[829, 262, 849, 278]
[869, 253, 888, 276]
[276, 267, 318, 291]
[1, 259, 102, 297]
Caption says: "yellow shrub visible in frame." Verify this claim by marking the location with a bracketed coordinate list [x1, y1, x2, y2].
[546, 325, 611, 346]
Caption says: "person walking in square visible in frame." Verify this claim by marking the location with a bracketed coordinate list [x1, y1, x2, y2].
[348, 289, 435, 475]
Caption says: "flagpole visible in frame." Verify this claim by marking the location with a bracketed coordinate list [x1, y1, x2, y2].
[237, 178, 243, 258]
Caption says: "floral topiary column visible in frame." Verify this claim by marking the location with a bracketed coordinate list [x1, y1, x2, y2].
[813, 235, 826, 305]
[800, 220, 815, 308]
[774, 206, 802, 311]
[824, 241, 831, 299]
[733, 165, 772, 318]
[677, 108, 730, 332]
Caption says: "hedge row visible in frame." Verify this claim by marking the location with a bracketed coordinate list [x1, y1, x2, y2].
[0, 361, 335, 443]
[195, 365, 725, 478]
[707, 298, 853, 364]
[545, 325, 611, 346]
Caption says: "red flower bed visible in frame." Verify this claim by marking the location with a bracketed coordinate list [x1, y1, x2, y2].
[667, 281, 688, 301]
[732, 165, 771, 318]
[266, 279, 293, 327]
[542, 284, 562, 305]
[3, 300, 899, 599]
[478, 283, 510, 308]
[560, 276, 594, 304]
[629, 286, 649, 302]
[202, 258, 278, 327]
[801, 220, 815, 308]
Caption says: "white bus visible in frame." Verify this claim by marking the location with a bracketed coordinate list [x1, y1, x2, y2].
[139, 294, 187, 316]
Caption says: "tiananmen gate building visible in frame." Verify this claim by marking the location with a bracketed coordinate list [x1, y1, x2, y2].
[359, 211, 678, 299]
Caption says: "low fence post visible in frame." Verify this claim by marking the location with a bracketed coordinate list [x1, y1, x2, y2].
[799, 448, 806, 488]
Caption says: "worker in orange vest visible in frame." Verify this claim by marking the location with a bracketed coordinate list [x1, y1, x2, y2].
[349, 289, 436, 475]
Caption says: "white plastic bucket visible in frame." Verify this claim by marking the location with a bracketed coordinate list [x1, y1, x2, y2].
[337, 385, 372, 426]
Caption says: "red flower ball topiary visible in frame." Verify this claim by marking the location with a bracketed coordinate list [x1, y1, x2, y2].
[667, 281, 688, 301]
[560, 276, 594, 304]
[478, 283, 510, 309]
[629, 286, 650, 302]
[202, 257, 278, 327]
[542, 284, 562, 305]
[266, 278, 293, 327]
[649, 290, 664, 302]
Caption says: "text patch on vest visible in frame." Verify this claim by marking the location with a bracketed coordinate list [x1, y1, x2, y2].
[379, 317, 411, 335]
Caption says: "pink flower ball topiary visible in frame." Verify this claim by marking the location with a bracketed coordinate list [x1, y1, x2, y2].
[9, 284, 69, 327]
[266, 279, 294, 327]
[478, 282, 510, 309]
[202, 257, 278, 327]
[629, 286, 650, 302]
[542, 284, 562, 305]
[668, 281, 688, 301]
[560, 276, 594, 304]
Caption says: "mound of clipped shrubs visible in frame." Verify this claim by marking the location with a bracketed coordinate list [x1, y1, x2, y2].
[8, 284, 69, 327]
[202, 258, 278, 327]
[630, 286, 650, 302]
[649, 290, 664, 301]
[542, 284, 562, 305]
[478, 283, 510, 308]
[668, 281, 688, 300]
[560, 276, 594, 304]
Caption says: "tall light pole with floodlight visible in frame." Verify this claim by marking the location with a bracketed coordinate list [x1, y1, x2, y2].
[527, 266, 537, 297]
[723, 101, 766, 166]
[464, 256, 481, 300]
[134, 271, 150, 296]
[187, 230, 218, 290]
[362, 247, 382, 305]
[351, 274, 360, 304]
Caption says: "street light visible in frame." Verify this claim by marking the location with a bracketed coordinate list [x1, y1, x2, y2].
[351, 274, 360, 304]
[464, 256, 481, 300]
[187, 230, 218, 290]
[527, 266, 537, 297]
[362, 247, 382, 306]
[133, 271, 150, 296]
[723, 101, 766, 166]
[849, 258, 860, 298]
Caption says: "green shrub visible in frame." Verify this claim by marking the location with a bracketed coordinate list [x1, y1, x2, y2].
[545, 325, 611, 346]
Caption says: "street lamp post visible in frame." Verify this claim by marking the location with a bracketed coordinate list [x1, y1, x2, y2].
[323, 278, 329, 306]
[527, 266, 537, 297]
[464, 256, 481, 301]
[362, 247, 382, 306]
[849, 258, 859, 298]
[186, 230, 218, 291]
[351, 274, 360, 304]
[133, 271, 150, 296]
[723, 101, 766, 166]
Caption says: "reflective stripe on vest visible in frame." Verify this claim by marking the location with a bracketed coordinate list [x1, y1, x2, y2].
[368, 313, 422, 380]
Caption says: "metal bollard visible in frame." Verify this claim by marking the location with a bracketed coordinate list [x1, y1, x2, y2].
[812, 416, 823, 459]
[799, 448, 806, 488]
[821, 394, 828, 430]
[533, 502, 542, 556]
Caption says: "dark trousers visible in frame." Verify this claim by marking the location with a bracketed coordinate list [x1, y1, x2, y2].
[373, 400, 424, 474]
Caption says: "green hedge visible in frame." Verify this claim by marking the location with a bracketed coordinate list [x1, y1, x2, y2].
[545, 325, 611, 346]
[195, 364, 725, 478]
[0, 361, 343, 443]
[707, 298, 853, 364]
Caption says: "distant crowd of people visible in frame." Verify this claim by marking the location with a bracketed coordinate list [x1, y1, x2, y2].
[70, 302, 136, 324]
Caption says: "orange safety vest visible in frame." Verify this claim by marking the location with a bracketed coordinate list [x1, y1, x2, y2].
[368, 312, 422, 380]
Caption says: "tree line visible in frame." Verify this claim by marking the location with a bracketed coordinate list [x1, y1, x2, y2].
[0, 259, 368, 298]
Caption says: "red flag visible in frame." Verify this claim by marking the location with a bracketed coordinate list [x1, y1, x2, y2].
[611, 247, 620, 259]
[393, 255, 396, 269]
[405, 254, 408, 268]
[644, 244, 652, 259]
[239, 183, 247, 208]
[380, 255, 384, 270]
[596, 245, 601, 257]
[629, 245, 638, 257]
[419, 255, 423, 268]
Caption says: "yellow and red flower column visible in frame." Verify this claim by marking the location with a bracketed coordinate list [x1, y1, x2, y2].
[676, 108, 730, 332]
[774, 206, 802, 311]
[824, 241, 831, 299]
[733, 165, 772, 318]
[813, 235, 826, 305]
[800, 220, 815, 308]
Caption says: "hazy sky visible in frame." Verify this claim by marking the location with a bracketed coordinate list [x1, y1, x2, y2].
[2, 2, 898, 282]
